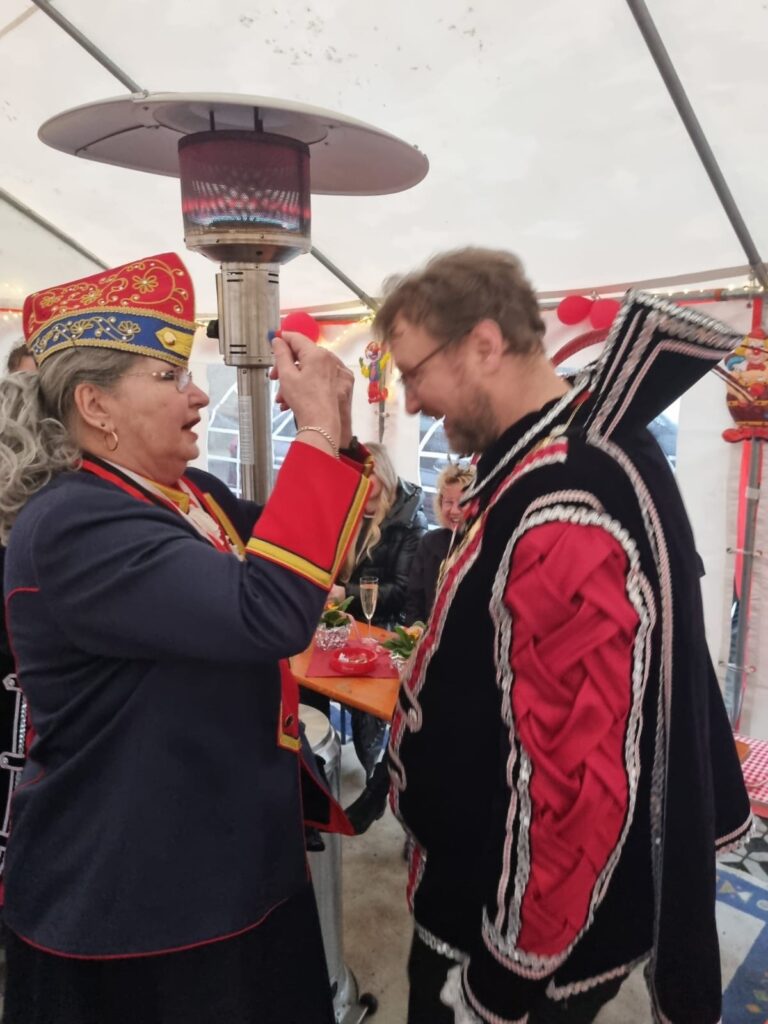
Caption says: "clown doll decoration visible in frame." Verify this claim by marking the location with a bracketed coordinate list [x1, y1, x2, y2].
[724, 329, 768, 442]
[359, 340, 390, 405]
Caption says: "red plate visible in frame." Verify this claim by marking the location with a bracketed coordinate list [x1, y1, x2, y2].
[330, 645, 379, 675]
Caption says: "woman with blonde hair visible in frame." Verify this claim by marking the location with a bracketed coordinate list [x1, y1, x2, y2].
[334, 441, 427, 630]
[404, 461, 475, 624]
[329, 442, 426, 776]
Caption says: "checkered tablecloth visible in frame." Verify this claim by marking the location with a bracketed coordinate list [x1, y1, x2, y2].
[735, 733, 768, 816]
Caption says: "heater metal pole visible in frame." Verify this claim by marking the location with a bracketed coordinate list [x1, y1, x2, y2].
[215, 264, 281, 504]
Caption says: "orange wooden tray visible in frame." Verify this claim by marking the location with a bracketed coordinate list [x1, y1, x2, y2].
[290, 621, 399, 722]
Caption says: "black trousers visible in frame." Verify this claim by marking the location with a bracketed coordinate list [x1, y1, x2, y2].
[407, 931, 624, 1024]
[2, 883, 334, 1024]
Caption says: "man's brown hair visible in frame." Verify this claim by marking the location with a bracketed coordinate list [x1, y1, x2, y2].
[374, 247, 545, 356]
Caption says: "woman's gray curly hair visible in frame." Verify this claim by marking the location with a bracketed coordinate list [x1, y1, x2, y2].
[0, 347, 138, 544]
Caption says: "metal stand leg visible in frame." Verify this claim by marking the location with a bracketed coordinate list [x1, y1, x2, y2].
[332, 964, 379, 1022]
[303, 707, 378, 1020]
[340, 704, 348, 745]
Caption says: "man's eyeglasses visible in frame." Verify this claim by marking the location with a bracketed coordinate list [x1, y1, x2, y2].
[125, 367, 193, 393]
[397, 345, 448, 391]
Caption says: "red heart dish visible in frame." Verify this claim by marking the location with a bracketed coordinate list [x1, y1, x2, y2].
[330, 645, 379, 675]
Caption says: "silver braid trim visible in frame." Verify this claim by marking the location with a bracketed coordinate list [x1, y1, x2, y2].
[716, 813, 754, 855]
[414, 922, 467, 963]
[461, 962, 530, 1024]
[462, 379, 589, 504]
[586, 290, 740, 443]
[545, 952, 650, 1000]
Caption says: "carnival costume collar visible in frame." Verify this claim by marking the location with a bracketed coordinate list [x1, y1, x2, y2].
[79, 454, 244, 559]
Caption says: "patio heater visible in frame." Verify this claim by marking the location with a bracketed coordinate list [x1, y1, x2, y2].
[39, 92, 428, 502]
[39, 93, 428, 1021]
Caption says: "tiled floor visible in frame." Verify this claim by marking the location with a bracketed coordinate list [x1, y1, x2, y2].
[718, 812, 768, 882]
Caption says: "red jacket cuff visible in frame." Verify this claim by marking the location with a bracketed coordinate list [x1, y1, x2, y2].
[246, 441, 371, 589]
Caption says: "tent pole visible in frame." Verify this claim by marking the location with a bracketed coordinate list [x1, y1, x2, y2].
[310, 247, 379, 313]
[0, 187, 108, 270]
[29, 0, 143, 94]
[625, 0, 768, 290]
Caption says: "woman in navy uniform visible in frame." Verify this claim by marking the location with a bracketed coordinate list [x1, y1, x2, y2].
[0, 253, 371, 1024]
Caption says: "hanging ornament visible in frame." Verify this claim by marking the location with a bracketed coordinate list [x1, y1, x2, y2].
[589, 298, 621, 330]
[556, 295, 593, 325]
[723, 298, 768, 442]
[280, 311, 321, 342]
[359, 339, 390, 404]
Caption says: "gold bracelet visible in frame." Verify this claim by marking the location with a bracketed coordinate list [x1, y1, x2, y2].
[295, 426, 340, 459]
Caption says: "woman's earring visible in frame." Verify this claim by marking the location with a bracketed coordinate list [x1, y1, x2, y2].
[104, 428, 119, 453]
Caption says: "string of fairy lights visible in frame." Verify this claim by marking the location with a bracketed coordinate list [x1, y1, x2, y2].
[0, 280, 24, 324]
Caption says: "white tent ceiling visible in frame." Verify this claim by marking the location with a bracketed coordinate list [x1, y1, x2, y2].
[1, 0, 766, 318]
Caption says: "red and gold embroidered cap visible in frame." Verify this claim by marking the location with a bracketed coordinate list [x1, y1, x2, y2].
[23, 253, 197, 368]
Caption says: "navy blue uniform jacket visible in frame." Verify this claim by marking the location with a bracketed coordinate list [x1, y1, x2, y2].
[2, 443, 369, 957]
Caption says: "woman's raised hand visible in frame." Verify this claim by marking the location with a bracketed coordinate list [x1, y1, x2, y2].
[271, 331, 353, 454]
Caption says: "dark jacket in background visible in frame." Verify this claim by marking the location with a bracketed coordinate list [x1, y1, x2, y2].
[346, 479, 427, 630]
[0, 544, 26, 879]
[0, 546, 10, 671]
[404, 528, 453, 624]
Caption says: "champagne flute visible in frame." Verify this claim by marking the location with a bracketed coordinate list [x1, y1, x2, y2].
[359, 574, 379, 647]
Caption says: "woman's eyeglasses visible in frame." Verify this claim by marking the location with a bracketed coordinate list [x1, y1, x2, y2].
[125, 367, 193, 393]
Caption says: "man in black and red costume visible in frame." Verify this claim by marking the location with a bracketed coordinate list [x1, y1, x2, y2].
[378, 248, 752, 1024]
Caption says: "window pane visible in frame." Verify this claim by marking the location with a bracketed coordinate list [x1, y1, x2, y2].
[206, 366, 299, 496]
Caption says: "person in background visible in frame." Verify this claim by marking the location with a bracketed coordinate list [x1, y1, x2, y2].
[6, 342, 37, 374]
[328, 441, 426, 776]
[0, 252, 371, 1024]
[404, 462, 475, 624]
[333, 440, 427, 630]
[378, 247, 751, 1024]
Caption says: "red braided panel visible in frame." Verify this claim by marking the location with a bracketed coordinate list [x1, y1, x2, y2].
[505, 521, 639, 957]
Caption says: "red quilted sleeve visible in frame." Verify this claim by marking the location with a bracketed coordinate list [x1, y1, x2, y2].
[508, 521, 637, 954]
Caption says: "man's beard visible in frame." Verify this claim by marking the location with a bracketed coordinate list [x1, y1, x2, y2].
[443, 387, 498, 455]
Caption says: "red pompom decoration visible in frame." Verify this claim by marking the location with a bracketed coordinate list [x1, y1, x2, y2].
[556, 295, 593, 325]
[589, 298, 621, 330]
[280, 311, 321, 342]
